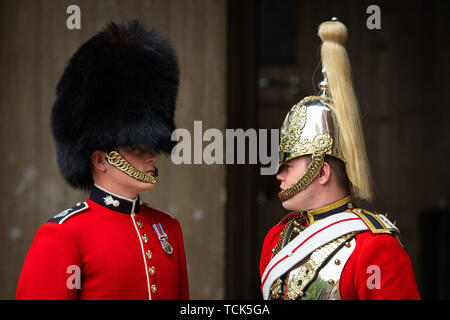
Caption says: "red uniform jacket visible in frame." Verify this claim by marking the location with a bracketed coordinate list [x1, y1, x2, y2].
[16, 185, 189, 300]
[260, 198, 421, 300]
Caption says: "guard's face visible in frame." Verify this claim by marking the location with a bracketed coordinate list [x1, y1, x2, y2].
[119, 147, 157, 175]
[276, 156, 316, 212]
[111, 147, 158, 194]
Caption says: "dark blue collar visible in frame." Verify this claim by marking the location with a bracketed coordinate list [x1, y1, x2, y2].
[89, 184, 141, 214]
[303, 195, 353, 224]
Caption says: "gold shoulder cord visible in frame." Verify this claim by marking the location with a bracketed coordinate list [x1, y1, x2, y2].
[269, 216, 304, 299]
[105, 150, 158, 184]
[272, 217, 303, 257]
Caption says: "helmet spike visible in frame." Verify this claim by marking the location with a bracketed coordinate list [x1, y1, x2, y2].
[318, 68, 329, 97]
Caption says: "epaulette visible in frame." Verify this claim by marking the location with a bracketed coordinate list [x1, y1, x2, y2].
[352, 208, 399, 235]
[48, 202, 89, 224]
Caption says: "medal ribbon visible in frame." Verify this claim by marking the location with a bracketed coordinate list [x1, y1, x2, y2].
[152, 223, 173, 254]
[153, 223, 167, 240]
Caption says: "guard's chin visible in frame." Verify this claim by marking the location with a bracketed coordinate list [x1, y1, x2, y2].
[280, 197, 295, 211]
[136, 180, 157, 192]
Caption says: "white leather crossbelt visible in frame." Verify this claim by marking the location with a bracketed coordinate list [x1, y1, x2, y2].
[261, 212, 370, 300]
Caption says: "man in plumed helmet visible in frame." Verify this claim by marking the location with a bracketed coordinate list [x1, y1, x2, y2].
[16, 21, 189, 299]
[259, 18, 420, 300]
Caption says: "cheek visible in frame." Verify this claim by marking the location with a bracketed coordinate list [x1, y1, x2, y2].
[127, 157, 146, 171]
[286, 168, 305, 184]
[109, 166, 126, 180]
[119, 151, 145, 170]
[125, 154, 139, 164]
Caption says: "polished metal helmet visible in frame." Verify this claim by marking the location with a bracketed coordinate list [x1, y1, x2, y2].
[279, 70, 343, 166]
[278, 18, 373, 202]
[278, 70, 343, 201]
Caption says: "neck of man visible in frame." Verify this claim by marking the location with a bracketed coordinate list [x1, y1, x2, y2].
[301, 183, 349, 213]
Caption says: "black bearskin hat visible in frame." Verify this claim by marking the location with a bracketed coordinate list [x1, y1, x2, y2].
[51, 20, 179, 191]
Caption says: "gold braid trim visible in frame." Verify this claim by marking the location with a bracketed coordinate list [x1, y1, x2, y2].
[269, 216, 304, 299]
[272, 220, 294, 258]
[105, 150, 158, 184]
[285, 232, 356, 300]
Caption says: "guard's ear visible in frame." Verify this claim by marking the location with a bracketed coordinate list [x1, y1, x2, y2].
[91, 150, 107, 172]
[317, 160, 332, 185]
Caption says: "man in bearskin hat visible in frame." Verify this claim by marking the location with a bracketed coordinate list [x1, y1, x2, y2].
[16, 21, 189, 299]
[259, 18, 420, 300]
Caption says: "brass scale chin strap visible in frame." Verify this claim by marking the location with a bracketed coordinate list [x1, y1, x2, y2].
[105, 150, 158, 184]
[278, 133, 333, 202]
[278, 152, 325, 202]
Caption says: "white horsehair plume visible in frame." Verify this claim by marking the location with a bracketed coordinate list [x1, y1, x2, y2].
[318, 19, 374, 201]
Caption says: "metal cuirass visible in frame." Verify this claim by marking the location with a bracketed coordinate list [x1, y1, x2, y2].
[269, 225, 356, 300]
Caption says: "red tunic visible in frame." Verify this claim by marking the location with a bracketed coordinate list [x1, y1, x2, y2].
[260, 210, 421, 300]
[16, 185, 189, 300]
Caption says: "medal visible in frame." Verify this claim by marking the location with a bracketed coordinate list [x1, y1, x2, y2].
[152, 223, 173, 255]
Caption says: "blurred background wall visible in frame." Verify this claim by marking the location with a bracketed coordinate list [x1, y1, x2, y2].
[1, 0, 449, 300]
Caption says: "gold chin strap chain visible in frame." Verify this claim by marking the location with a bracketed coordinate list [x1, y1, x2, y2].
[105, 150, 158, 184]
[278, 152, 325, 202]
[278, 133, 332, 202]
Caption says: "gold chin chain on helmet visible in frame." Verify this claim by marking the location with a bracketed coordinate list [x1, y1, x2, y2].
[278, 134, 333, 202]
[278, 152, 324, 202]
[105, 150, 158, 184]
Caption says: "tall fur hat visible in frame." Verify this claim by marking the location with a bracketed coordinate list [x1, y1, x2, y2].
[51, 20, 179, 191]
